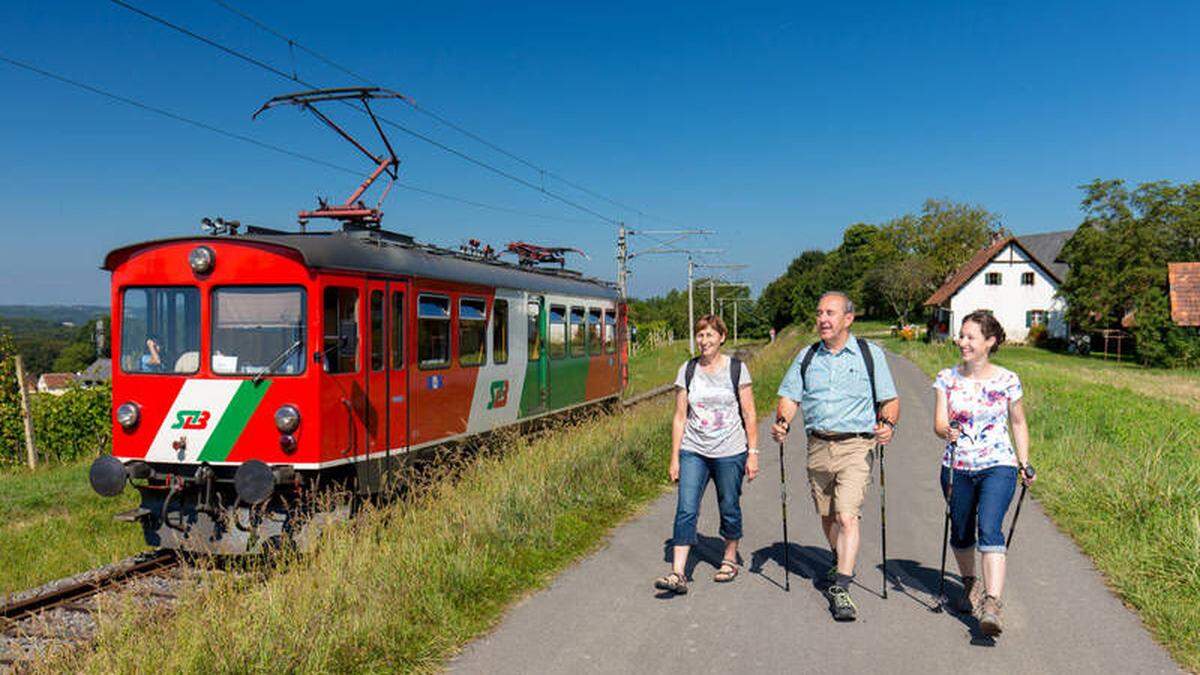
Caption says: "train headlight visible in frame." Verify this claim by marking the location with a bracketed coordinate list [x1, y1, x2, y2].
[116, 402, 140, 429]
[274, 405, 300, 433]
[188, 246, 215, 274]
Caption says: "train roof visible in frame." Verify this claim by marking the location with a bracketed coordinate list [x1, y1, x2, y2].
[103, 228, 620, 300]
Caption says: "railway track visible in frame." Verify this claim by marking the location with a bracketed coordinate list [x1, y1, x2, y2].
[1, 549, 178, 627]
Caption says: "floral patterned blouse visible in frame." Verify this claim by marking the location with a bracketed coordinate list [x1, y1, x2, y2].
[932, 365, 1023, 471]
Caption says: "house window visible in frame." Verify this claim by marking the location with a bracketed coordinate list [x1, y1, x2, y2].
[985, 272, 1002, 286]
[459, 297, 487, 367]
[492, 299, 509, 364]
[1026, 310, 1047, 328]
[1021, 272, 1035, 286]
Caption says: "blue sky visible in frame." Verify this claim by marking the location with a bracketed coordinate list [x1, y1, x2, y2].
[1, 1, 1198, 304]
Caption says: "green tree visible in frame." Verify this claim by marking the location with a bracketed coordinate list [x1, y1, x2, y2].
[0, 329, 24, 465]
[1059, 179, 1200, 367]
[52, 341, 96, 373]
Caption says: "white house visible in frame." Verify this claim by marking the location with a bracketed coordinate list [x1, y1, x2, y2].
[925, 231, 1073, 343]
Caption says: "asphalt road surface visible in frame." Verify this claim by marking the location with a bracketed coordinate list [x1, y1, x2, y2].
[451, 351, 1180, 674]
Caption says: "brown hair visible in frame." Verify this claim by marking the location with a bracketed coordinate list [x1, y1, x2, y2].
[962, 310, 1005, 354]
[695, 314, 728, 338]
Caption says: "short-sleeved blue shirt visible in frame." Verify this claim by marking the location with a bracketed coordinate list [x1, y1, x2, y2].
[776, 334, 898, 433]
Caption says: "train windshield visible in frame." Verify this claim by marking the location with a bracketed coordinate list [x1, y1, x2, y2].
[120, 287, 201, 374]
[212, 287, 307, 376]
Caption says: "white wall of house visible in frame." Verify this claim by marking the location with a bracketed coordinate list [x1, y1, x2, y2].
[947, 243, 1068, 342]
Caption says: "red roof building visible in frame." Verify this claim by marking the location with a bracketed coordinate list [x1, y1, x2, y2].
[1169, 262, 1200, 327]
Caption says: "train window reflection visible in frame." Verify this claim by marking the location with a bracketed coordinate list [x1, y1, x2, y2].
[527, 301, 542, 361]
[212, 287, 306, 376]
[604, 309, 617, 353]
[549, 305, 566, 359]
[323, 287, 359, 373]
[418, 294, 450, 369]
[120, 287, 200, 374]
[587, 308, 602, 356]
[569, 307, 585, 356]
[459, 297, 487, 367]
[493, 299, 509, 364]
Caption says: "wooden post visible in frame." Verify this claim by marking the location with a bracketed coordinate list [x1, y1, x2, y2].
[13, 355, 36, 469]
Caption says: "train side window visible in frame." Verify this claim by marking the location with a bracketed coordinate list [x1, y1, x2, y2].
[569, 307, 586, 356]
[391, 291, 405, 369]
[493, 299, 509, 364]
[370, 290, 385, 371]
[418, 294, 450, 369]
[549, 304, 566, 359]
[527, 301, 542, 361]
[459, 297, 487, 367]
[604, 309, 617, 353]
[323, 287, 359, 373]
[587, 308, 602, 356]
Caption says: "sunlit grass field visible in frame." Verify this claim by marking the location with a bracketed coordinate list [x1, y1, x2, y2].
[0, 461, 143, 594]
[625, 338, 764, 397]
[42, 331, 804, 672]
[882, 337, 1200, 670]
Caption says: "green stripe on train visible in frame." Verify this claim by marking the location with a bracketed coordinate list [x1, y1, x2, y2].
[196, 380, 272, 462]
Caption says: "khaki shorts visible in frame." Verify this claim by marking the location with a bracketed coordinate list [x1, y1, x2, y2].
[806, 435, 874, 517]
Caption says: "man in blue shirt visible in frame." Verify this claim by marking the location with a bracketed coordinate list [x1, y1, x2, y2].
[772, 291, 900, 621]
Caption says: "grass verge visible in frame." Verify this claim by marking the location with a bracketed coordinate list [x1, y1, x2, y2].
[625, 338, 764, 397]
[882, 338, 1200, 670]
[0, 461, 143, 594]
[47, 329, 804, 673]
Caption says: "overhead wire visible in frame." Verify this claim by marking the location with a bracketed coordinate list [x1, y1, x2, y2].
[107, 0, 620, 226]
[207, 0, 685, 227]
[0, 53, 599, 225]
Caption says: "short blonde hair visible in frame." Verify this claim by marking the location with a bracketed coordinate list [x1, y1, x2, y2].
[695, 314, 728, 337]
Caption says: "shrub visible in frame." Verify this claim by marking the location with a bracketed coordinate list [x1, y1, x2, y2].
[1027, 323, 1048, 346]
[31, 383, 112, 463]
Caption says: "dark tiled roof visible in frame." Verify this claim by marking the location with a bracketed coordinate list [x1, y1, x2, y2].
[78, 358, 112, 383]
[1169, 263, 1200, 327]
[1016, 230, 1074, 282]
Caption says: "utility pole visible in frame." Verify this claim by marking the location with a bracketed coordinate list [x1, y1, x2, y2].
[688, 257, 695, 356]
[709, 278, 715, 314]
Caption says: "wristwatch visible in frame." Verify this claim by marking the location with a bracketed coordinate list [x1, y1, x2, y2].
[748, 448, 760, 455]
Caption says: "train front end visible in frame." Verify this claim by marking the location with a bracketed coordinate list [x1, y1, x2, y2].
[93, 238, 324, 554]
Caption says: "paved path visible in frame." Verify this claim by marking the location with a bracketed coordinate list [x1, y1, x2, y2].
[451, 352, 1180, 674]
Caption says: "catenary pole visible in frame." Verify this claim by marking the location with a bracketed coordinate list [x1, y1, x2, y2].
[688, 257, 695, 356]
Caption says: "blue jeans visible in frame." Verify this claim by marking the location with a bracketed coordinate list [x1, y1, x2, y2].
[672, 451, 747, 546]
[940, 465, 1018, 553]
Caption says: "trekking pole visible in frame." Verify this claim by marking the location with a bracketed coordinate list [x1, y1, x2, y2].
[778, 438, 791, 592]
[1006, 465, 1036, 548]
[878, 442, 888, 599]
[934, 420, 961, 613]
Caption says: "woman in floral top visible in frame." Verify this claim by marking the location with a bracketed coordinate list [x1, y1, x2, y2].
[933, 310, 1035, 637]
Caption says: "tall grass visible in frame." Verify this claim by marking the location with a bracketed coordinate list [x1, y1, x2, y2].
[48, 330, 805, 673]
[884, 338, 1200, 670]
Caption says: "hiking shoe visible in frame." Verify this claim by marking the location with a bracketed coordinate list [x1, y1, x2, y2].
[979, 594, 1004, 636]
[955, 576, 979, 615]
[828, 585, 858, 622]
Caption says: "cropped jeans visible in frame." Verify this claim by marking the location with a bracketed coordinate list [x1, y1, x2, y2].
[672, 450, 747, 546]
[940, 465, 1018, 553]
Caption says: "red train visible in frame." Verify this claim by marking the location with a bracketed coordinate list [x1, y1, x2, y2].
[89, 226, 626, 553]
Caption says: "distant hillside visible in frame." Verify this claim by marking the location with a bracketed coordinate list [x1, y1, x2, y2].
[0, 305, 109, 325]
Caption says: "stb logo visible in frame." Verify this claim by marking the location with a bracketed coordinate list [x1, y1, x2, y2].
[171, 410, 211, 430]
[487, 380, 509, 409]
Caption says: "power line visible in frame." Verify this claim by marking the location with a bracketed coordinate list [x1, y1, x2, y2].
[0, 53, 599, 225]
[207, 0, 686, 226]
[107, 0, 620, 226]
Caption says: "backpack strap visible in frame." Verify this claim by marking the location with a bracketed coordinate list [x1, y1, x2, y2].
[729, 356, 745, 431]
[798, 341, 821, 390]
[684, 357, 700, 392]
[856, 336, 879, 416]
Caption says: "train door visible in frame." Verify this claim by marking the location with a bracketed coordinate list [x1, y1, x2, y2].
[520, 294, 549, 416]
[319, 279, 368, 467]
[361, 279, 390, 492]
[386, 281, 410, 465]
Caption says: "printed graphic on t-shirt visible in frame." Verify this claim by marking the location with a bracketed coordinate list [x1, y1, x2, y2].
[932, 365, 1023, 471]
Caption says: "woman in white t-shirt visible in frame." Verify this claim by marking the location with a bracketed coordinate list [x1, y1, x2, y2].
[654, 315, 757, 595]
[933, 310, 1036, 637]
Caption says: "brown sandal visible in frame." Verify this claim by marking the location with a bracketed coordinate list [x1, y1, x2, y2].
[713, 559, 740, 582]
[654, 571, 688, 594]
